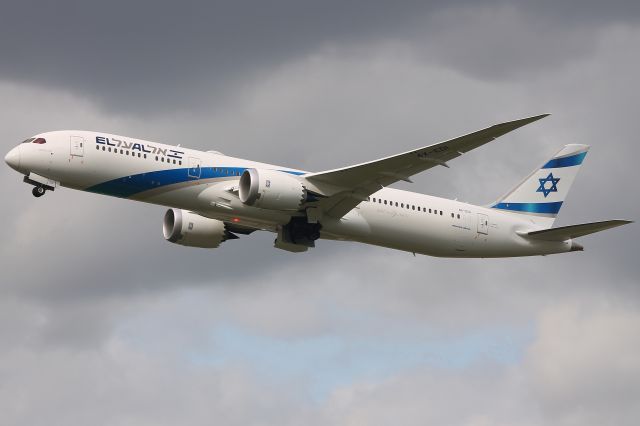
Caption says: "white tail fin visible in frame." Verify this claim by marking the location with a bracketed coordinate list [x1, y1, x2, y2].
[490, 144, 589, 228]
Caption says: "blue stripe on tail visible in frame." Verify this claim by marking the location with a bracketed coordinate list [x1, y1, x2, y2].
[492, 202, 563, 214]
[542, 152, 587, 169]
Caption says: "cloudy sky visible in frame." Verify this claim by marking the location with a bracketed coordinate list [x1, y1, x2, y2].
[1, 1, 639, 425]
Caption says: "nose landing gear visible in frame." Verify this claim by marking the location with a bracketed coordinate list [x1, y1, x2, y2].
[23, 175, 55, 198]
[32, 186, 46, 197]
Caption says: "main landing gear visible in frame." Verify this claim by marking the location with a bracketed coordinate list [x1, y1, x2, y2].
[274, 217, 322, 249]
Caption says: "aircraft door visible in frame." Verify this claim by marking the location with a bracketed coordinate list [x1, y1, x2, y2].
[188, 157, 201, 178]
[70, 135, 84, 157]
[477, 213, 489, 235]
[451, 209, 475, 252]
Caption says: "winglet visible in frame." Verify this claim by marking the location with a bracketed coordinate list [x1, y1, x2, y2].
[492, 113, 550, 133]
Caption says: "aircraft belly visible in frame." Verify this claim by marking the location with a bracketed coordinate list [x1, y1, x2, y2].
[133, 182, 292, 226]
[327, 206, 455, 256]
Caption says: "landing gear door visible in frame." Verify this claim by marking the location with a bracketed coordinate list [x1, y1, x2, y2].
[188, 157, 201, 178]
[477, 213, 489, 235]
[70, 135, 84, 157]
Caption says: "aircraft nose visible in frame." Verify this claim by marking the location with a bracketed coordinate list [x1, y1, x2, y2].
[5, 145, 21, 171]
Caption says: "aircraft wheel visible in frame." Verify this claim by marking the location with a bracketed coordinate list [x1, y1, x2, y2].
[32, 186, 46, 197]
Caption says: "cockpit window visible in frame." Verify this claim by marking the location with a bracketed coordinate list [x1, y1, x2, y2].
[32, 138, 46, 144]
[22, 138, 35, 144]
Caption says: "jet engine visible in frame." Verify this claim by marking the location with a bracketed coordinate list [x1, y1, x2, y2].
[239, 168, 306, 211]
[162, 208, 235, 248]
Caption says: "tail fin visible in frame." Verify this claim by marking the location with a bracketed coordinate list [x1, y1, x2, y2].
[490, 144, 589, 228]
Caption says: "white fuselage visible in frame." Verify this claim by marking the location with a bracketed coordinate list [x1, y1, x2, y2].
[6, 130, 573, 257]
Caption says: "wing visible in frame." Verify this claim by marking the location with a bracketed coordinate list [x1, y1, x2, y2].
[303, 114, 550, 218]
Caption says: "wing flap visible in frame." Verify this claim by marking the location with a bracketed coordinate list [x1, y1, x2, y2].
[525, 220, 632, 241]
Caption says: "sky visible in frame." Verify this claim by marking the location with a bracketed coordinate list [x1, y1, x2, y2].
[1, 1, 639, 425]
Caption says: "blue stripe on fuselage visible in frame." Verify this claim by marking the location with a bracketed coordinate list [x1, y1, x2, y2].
[491, 201, 563, 214]
[86, 167, 305, 198]
[541, 152, 587, 169]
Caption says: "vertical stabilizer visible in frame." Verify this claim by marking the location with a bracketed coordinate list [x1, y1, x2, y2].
[490, 144, 589, 228]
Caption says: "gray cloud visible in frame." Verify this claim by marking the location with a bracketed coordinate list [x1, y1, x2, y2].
[1, 1, 639, 114]
[0, 0, 434, 114]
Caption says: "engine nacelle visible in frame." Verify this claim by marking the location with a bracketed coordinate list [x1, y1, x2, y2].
[239, 168, 306, 211]
[162, 208, 229, 248]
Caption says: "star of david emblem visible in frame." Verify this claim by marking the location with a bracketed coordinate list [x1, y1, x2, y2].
[536, 173, 560, 198]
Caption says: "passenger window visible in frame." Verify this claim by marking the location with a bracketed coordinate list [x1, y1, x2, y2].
[401, 203, 404, 208]
[373, 198, 376, 202]
[440, 211, 443, 215]
[161, 157, 165, 162]
[395, 202, 398, 207]
[457, 214, 460, 219]
[412, 205, 415, 210]
[95, 145, 99, 150]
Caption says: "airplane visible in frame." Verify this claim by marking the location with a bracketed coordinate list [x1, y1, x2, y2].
[4, 114, 632, 257]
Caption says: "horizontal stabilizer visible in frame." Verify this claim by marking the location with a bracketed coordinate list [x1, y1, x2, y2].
[524, 220, 632, 241]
